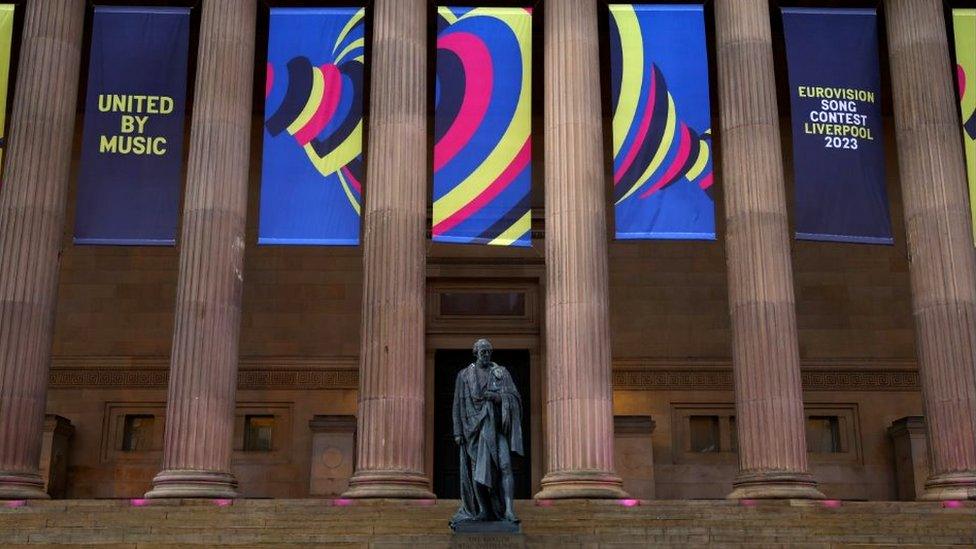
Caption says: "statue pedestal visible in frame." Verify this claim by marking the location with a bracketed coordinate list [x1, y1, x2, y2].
[451, 522, 524, 548]
[450, 520, 521, 534]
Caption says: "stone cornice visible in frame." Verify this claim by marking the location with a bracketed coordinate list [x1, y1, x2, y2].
[49, 356, 919, 392]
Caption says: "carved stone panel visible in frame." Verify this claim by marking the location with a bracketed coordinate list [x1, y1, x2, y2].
[308, 415, 356, 496]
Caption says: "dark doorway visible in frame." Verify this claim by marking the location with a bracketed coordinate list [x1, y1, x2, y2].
[433, 348, 532, 499]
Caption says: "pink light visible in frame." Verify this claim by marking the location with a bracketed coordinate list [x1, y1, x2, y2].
[821, 500, 842, 509]
[739, 499, 757, 507]
[618, 499, 640, 507]
[414, 499, 437, 506]
[535, 499, 553, 507]
[941, 500, 963, 509]
[212, 499, 233, 507]
[332, 498, 355, 507]
[3, 500, 26, 508]
[129, 499, 150, 507]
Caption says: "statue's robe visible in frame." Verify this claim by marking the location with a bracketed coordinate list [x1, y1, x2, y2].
[451, 362, 523, 523]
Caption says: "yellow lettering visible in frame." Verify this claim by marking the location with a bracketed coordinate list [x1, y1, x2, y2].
[120, 115, 136, 134]
[99, 135, 117, 153]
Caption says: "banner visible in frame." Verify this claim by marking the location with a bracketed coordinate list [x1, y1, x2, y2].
[433, 7, 532, 247]
[782, 8, 892, 244]
[74, 7, 190, 245]
[0, 5, 13, 176]
[954, 9, 976, 246]
[260, 8, 365, 246]
[609, 4, 715, 241]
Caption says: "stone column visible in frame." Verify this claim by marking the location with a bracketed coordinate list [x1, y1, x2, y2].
[535, 0, 626, 500]
[0, 0, 85, 500]
[885, 0, 976, 501]
[342, 0, 432, 499]
[714, 0, 823, 500]
[146, 0, 255, 499]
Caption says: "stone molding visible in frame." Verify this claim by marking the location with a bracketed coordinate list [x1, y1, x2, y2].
[309, 415, 357, 433]
[614, 415, 656, 435]
[887, 416, 926, 438]
[49, 356, 358, 389]
[48, 356, 919, 392]
[613, 358, 919, 392]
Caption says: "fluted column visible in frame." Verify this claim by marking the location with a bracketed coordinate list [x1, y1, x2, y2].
[146, 0, 255, 499]
[343, 0, 433, 499]
[715, 0, 823, 500]
[535, 0, 626, 500]
[0, 0, 85, 500]
[885, 0, 976, 501]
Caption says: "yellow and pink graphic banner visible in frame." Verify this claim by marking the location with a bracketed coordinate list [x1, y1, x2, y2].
[609, 4, 715, 240]
[433, 7, 532, 247]
[260, 8, 366, 246]
[954, 9, 976, 246]
[0, 5, 14, 177]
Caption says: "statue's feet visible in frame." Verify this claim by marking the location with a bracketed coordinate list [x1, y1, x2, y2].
[504, 511, 520, 523]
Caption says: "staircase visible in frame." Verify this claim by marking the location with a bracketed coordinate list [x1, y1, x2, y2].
[1, 498, 974, 547]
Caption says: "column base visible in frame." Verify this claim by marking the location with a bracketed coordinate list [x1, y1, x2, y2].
[342, 470, 435, 499]
[920, 472, 976, 501]
[0, 472, 49, 500]
[534, 471, 629, 500]
[727, 470, 824, 500]
[145, 469, 239, 499]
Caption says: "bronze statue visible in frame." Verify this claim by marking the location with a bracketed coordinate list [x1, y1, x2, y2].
[450, 338, 523, 531]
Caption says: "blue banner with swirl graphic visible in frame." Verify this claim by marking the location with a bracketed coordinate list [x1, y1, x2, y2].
[260, 8, 365, 245]
[433, 7, 532, 247]
[783, 8, 892, 245]
[609, 4, 714, 241]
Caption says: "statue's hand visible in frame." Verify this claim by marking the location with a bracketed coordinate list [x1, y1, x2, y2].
[454, 435, 464, 446]
[485, 390, 502, 403]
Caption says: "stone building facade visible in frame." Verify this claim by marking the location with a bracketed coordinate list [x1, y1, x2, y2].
[0, 0, 974, 504]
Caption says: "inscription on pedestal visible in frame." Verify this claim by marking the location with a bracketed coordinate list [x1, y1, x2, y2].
[450, 532, 525, 549]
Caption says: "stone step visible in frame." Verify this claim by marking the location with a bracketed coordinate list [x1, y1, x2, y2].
[1, 499, 973, 547]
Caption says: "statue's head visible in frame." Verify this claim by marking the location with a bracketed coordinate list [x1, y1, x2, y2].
[472, 338, 493, 363]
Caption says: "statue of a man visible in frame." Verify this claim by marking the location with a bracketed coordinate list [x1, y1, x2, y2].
[450, 338, 523, 529]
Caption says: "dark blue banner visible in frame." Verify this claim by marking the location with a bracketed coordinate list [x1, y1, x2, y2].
[74, 7, 190, 246]
[783, 8, 893, 244]
[609, 4, 715, 241]
[260, 8, 365, 246]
